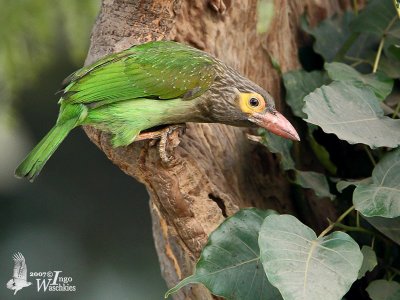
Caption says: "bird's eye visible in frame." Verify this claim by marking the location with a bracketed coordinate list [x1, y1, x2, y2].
[239, 93, 266, 114]
[249, 97, 260, 107]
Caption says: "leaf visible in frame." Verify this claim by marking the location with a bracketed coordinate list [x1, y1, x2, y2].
[325, 62, 393, 101]
[258, 129, 295, 171]
[259, 215, 363, 300]
[281, 72, 337, 175]
[366, 280, 400, 300]
[358, 246, 378, 279]
[293, 170, 335, 200]
[302, 12, 355, 62]
[364, 216, 400, 245]
[376, 53, 400, 78]
[303, 81, 400, 148]
[165, 208, 282, 300]
[336, 178, 373, 193]
[351, 0, 399, 38]
[283, 70, 330, 118]
[353, 148, 400, 218]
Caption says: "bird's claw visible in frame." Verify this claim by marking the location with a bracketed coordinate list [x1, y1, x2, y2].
[135, 124, 186, 165]
[158, 124, 186, 166]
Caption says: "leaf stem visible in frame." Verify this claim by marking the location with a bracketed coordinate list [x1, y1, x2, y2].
[333, 223, 374, 235]
[364, 145, 377, 167]
[356, 211, 360, 228]
[392, 100, 400, 119]
[373, 16, 398, 73]
[334, 32, 360, 62]
[387, 267, 400, 281]
[373, 38, 385, 73]
[345, 55, 372, 66]
[353, 0, 358, 15]
[318, 205, 355, 238]
[389, 267, 400, 277]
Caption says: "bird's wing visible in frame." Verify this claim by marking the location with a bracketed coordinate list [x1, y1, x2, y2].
[61, 41, 217, 106]
[12, 253, 27, 280]
[7, 279, 15, 289]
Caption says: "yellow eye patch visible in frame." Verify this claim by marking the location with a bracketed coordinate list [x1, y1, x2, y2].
[239, 93, 266, 114]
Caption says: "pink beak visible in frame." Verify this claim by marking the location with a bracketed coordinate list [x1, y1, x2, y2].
[250, 111, 300, 141]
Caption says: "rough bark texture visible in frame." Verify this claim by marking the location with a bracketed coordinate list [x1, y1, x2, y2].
[84, 0, 352, 298]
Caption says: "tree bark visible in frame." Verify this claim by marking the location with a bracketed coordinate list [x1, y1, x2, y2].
[84, 0, 352, 298]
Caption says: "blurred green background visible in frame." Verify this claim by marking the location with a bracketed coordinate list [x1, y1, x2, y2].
[0, 1, 165, 299]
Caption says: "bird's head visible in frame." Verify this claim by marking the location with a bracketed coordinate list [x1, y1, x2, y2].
[208, 75, 300, 141]
[234, 88, 300, 141]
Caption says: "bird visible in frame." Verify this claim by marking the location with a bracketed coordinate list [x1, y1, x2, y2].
[15, 40, 299, 181]
[6, 252, 32, 295]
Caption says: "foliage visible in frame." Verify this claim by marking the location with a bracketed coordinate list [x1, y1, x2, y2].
[165, 208, 281, 300]
[0, 0, 100, 106]
[166, 1, 400, 299]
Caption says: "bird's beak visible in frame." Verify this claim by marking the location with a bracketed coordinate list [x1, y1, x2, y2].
[249, 111, 300, 141]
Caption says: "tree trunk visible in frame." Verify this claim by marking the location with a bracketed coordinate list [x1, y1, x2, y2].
[84, 0, 352, 298]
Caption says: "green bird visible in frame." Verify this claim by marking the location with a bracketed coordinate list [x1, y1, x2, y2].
[15, 41, 299, 181]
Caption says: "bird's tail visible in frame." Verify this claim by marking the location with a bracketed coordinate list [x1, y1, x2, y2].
[15, 104, 85, 182]
[15, 120, 76, 181]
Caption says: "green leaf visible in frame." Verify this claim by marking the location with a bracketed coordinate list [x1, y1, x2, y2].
[366, 280, 400, 300]
[165, 208, 282, 300]
[293, 170, 335, 200]
[303, 81, 400, 148]
[351, 0, 399, 37]
[325, 62, 393, 101]
[364, 216, 400, 245]
[259, 215, 363, 300]
[376, 53, 400, 78]
[283, 70, 330, 118]
[358, 246, 378, 279]
[302, 12, 355, 61]
[258, 129, 295, 171]
[336, 178, 373, 193]
[353, 148, 400, 218]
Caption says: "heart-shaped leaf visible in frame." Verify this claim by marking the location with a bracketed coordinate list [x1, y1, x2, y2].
[325, 62, 393, 100]
[165, 208, 282, 300]
[366, 280, 400, 300]
[353, 148, 400, 218]
[303, 81, 400, 148]
[259, 214, 363, 300]
[358, 246, 378, 279]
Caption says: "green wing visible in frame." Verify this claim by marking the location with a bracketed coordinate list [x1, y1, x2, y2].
[60, 41, 217, 106]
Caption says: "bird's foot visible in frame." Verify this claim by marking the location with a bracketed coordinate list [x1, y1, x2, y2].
[135, 124, 186, 165]
[208, 0, 229, 14]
